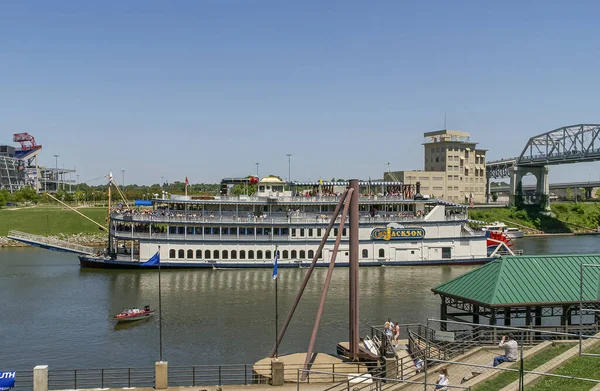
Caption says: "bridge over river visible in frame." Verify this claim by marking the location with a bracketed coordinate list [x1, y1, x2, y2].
[486, 124, 600, 206]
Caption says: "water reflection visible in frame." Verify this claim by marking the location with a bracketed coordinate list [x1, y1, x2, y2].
[1, 235, 600, 371]
[113, 317, 153, 331]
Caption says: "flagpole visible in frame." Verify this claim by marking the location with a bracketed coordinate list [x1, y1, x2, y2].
[158, 245, 163, 362]
[275, 245, 279, 359]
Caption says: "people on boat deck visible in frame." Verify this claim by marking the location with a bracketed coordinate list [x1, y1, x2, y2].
[493, 334, 518, 367]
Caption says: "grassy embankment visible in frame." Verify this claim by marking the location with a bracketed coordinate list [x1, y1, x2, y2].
[470, 202, 600, 234]
[0, 205, 108, 237]
[529, 344, 600, 391]
[473, 344, 573, 391]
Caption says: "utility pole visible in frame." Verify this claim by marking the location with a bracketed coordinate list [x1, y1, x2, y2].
[286, 154, 292, 189]
[122, 169, 125, 187]
[256, 162, 259, 178]
[53, 155, 59, 191]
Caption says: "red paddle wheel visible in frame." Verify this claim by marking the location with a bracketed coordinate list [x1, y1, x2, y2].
[486, 231, 514, 249]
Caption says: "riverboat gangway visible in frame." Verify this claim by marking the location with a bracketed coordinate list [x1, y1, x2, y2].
[7, 230, 95, 255]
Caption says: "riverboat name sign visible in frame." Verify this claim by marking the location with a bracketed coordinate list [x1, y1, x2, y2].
[371, 227, 425, 241]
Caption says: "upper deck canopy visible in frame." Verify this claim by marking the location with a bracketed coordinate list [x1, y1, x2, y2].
[293, 181, 403, 186]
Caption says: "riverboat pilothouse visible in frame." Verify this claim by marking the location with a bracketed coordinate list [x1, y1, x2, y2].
[79, 177, 500, 268]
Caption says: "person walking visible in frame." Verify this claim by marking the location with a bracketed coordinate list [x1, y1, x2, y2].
[493, 334, 518, 367]
[393, 322, 400, 344]
[434, 368, 449, 391]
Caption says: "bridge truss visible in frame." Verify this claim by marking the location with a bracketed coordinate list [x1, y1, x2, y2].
[486, 158, 517, 179]
[486, 124, 600, 179]
[518, 124, 600, 165]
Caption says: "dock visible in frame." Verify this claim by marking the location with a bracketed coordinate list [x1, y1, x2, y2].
[253, 353, 372, 383]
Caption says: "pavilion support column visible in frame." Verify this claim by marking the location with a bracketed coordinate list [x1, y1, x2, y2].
[525, 306, 533, 344]
[560, 305, 569, 328]
[525, 307, 532, 327]
[535, 306, 542, 326]
[490, 309, 497, 342]
[440, 298, 448, 331]
[504, 308, 511, 326]
[489, 309, 496, 325]
[472, 305, 480, 325]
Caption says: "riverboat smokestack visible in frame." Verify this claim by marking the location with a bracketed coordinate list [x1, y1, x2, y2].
[414, 181, 423, 200]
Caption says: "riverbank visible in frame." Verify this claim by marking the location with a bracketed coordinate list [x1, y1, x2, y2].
[0, 205, 107, 236]
[0, 232, 107, 248]
[470, 202, 600, 233]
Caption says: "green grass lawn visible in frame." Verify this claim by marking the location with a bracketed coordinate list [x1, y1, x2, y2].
[0, 205, 108, 236]
[469, 202, 600, 233]
[473, 344, 574, 391]
[528, 344, 600, 391]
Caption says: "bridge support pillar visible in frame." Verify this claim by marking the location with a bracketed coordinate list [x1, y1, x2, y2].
[508, 166, 523, 207]
[509, 165, 550, 209]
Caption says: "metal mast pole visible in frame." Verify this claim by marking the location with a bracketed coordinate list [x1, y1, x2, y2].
[158, 245, 163, 361]
[349, 179, 360, 359]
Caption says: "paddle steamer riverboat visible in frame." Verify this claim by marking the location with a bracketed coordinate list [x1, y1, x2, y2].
[79, 177, 495, 268]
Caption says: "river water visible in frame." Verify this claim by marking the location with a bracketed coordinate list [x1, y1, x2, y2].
[1, 236, 599, 371]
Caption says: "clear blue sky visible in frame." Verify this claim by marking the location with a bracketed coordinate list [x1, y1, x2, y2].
[1, 0, 599, 185]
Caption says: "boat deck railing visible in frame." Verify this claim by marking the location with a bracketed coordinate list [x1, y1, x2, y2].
[110, 213, 469, 225]
[159, 195, 419, 204]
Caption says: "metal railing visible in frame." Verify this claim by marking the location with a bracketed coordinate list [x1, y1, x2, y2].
[408, 322, 600, 365]
[296, 369, 472, 391]
[110, 213, 458, 225]
[161, 195, 413, 204]
[48, 367, 155, 390]
[283, 362, 381, 383]
[14, 370, 33, 390]
[168, 363, 271, 386]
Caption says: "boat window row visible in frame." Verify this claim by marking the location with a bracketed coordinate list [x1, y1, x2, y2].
[291, 227, 347, 238]
[168, 248, 320, 260]
[166, 227, 290, 236]
[166, 248, 385, 260]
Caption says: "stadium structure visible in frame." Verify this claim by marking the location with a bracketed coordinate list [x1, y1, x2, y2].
[0, 133, 75, 193]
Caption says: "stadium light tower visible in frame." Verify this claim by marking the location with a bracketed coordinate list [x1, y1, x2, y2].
[286, 154, 292, 186]
[53, 154, 59, 190]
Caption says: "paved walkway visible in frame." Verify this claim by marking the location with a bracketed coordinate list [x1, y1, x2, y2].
[391, 346, 504, 391]
[499, 336, 600, 391]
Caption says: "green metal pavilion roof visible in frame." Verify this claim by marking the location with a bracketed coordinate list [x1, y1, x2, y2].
[432, 255, 600, 307]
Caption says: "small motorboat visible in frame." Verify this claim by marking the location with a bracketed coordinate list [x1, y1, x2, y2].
[113, 305, 154, 322]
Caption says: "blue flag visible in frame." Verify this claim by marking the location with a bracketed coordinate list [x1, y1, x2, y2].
[141, 251, 160, 266]
[0, 371, 16, 391]
[272, 251, 279, 280]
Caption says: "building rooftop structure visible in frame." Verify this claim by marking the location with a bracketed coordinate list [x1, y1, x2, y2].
[385, 129, 488, 204]
[0, 133, 76, 194]
[424, 129, 472, 143]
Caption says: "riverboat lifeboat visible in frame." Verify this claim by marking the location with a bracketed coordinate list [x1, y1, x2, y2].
[113, 306, 154, 322]
[79, 176, 517, 269]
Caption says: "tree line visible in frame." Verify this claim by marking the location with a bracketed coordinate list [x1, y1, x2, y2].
[0, 181, 221, 207]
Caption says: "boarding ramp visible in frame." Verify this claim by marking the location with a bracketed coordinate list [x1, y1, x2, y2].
[7, 230, 94, 255]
